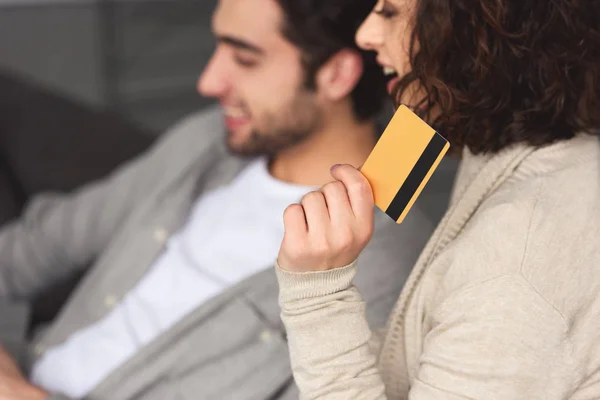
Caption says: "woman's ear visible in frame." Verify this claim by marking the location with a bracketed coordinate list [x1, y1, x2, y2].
[315, 49, 363, 101]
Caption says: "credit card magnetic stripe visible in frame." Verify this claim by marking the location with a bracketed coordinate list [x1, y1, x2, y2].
[384, 132, 448, 222]
[360, 105, 450, 224]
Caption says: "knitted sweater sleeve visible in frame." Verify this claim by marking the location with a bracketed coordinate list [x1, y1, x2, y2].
[276, 261, 387, 399]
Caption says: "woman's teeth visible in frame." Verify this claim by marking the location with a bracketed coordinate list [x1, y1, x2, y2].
[383, 66, 397, 76]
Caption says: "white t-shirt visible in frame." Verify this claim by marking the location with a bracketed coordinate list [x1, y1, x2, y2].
[31, 158, 312, 398]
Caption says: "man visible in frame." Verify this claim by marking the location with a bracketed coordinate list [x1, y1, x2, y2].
[0, 0, 456, 399]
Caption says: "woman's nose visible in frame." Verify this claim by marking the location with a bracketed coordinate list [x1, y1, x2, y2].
[356, 12, 384, 52]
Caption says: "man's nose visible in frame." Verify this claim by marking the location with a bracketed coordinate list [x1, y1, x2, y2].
[356, 12, 384, 52]
[197, 49, 229, 98]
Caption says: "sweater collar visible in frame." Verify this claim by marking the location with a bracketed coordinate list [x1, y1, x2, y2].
[451, 133, 597, 205]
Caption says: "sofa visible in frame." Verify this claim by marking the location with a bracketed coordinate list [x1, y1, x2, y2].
[0, 70, 156, 330]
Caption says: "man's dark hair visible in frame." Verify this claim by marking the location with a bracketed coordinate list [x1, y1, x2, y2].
[397, 0, 600, 154]
[276, 0, 387, 121]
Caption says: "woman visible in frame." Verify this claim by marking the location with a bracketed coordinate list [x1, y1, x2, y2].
[275, 0, 600, 399]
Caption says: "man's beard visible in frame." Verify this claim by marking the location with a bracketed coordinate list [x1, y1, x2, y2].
[226, 90, 323, 157]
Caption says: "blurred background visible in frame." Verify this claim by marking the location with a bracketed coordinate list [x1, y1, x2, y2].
[0, 0, 223, 333]
[1, 0, 217, 134]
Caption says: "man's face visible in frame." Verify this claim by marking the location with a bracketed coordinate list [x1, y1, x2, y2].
[198, 0, 323, 156]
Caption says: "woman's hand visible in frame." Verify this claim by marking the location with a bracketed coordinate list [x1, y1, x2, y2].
[278, 164, 375, 272]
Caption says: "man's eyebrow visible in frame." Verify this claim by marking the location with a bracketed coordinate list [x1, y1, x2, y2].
[217, 35, 265, 55]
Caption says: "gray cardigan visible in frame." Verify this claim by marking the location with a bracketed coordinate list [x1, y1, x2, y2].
[0, 106, 456, 399]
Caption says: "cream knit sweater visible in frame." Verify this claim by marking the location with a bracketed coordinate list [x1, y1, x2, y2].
[276, 134, 600, 399]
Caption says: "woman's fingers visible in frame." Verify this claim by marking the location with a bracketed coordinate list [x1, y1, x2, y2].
[320, 181, 353, 224]
[278, 164, 376, 272]
[282, 203, 307, 239]
[301, 191, 330, 233]
[329, 164, 374, 227]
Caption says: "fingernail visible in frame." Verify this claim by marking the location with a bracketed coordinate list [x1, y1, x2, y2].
[330, 164, 341, 172]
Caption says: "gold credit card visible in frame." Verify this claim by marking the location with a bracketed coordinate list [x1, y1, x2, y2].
[361, 105, 450, 224]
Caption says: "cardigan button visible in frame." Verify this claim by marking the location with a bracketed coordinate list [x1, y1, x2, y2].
[153, 228, 169, 244]
[104, 294, 119, 308]
[260, 330, 274, 343]
[34, 343, 45, 357]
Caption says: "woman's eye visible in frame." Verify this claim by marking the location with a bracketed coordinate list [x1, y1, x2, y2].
[374, 2, 398, 18]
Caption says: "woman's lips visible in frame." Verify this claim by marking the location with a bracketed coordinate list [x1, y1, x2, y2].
[387, 76, 400, 95]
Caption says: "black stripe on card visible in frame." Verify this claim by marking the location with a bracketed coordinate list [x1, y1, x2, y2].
[385, 132, 447, 221]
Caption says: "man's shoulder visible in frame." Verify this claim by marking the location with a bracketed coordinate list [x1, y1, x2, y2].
[155, 104, 225, 157]
[119, 104, 230, 185]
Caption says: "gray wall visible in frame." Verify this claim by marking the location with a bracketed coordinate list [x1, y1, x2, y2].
[0, 0, 217, 132]
[0, 3, 104, 105]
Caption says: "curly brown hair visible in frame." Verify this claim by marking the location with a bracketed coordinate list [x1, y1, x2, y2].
[396, 0, 600, 154]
